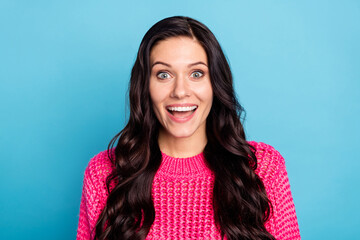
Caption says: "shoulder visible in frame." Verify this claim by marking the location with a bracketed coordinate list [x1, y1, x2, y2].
[77, 150, 115, 238]
[84, 149, 115, 187]
[247, 141, 285, 185]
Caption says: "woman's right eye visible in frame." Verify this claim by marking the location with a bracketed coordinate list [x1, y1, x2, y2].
[157, 72, 170, 79]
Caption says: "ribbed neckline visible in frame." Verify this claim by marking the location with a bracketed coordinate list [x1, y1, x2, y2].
[157, 151, 211, 177]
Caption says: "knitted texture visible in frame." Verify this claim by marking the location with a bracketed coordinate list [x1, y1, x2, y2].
[76, 142, 300, 239]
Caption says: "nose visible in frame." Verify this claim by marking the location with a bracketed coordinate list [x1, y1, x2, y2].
[170, 75, 190, 98]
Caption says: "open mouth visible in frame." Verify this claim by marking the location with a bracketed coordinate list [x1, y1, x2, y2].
[166, 105, 198, 118]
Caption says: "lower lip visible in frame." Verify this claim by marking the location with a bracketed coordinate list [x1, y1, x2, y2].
[166, 108, 197, 123]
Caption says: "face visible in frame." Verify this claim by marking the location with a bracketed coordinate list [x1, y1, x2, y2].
[149, 36, 213, 140]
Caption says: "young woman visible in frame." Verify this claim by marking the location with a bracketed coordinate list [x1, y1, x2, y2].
[76, 16, 300, 240]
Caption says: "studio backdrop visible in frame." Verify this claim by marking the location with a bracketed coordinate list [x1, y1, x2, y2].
[0, 0, 359, 239]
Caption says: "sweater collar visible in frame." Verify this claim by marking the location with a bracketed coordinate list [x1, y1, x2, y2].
[157, 151, 211, 177]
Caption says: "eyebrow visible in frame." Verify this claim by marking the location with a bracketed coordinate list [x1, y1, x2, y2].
[151, 61, 208, 68]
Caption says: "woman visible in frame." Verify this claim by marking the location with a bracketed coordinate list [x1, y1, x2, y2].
[76, 16, 300, 240]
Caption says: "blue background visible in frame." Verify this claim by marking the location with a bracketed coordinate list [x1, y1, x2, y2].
[1, 0, 359, 239]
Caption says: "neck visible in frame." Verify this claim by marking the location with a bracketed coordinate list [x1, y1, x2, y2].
[158, 128, 207, 158]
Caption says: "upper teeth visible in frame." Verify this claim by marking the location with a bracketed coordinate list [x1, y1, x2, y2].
[167, 106, 197, 112]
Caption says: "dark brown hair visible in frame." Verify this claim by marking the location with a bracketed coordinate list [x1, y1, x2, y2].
[94, 16, 274, 240]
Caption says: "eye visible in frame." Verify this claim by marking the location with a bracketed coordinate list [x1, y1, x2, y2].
[157, 72, 171, 79]
[190, 71, 204, 79]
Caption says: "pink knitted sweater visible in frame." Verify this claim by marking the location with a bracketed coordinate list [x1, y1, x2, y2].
[76, 141, 300, 239]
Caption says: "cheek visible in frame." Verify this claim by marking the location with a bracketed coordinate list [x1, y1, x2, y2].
[149, 77, 164, 96]
[149, 81, 164, 116]
[197, 83, 213, 106]
[149, 81, 159, 104]
[150, 98, 163, 124]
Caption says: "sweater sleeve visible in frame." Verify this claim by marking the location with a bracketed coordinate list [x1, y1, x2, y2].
[266, 150, 301, 240]
[76, 152, 112, 240]
[250, 141, 300, 240]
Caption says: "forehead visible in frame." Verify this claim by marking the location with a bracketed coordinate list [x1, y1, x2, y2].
[150, 37, 208, 65]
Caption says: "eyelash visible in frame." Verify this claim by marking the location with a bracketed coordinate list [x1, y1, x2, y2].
[156, 72, 171, 79]
[190, 70, 204, 79]
[156, 70, 204, 80]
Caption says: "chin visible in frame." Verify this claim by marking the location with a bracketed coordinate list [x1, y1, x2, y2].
[167, 128, 197, 139]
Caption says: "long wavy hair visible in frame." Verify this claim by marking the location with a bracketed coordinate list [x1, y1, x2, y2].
[94, 16, 274, 240]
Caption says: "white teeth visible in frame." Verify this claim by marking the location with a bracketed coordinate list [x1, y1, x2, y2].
[167, 106, 197, 112]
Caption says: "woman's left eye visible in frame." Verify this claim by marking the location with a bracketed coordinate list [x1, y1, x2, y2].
[191, 71, 204, 78]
